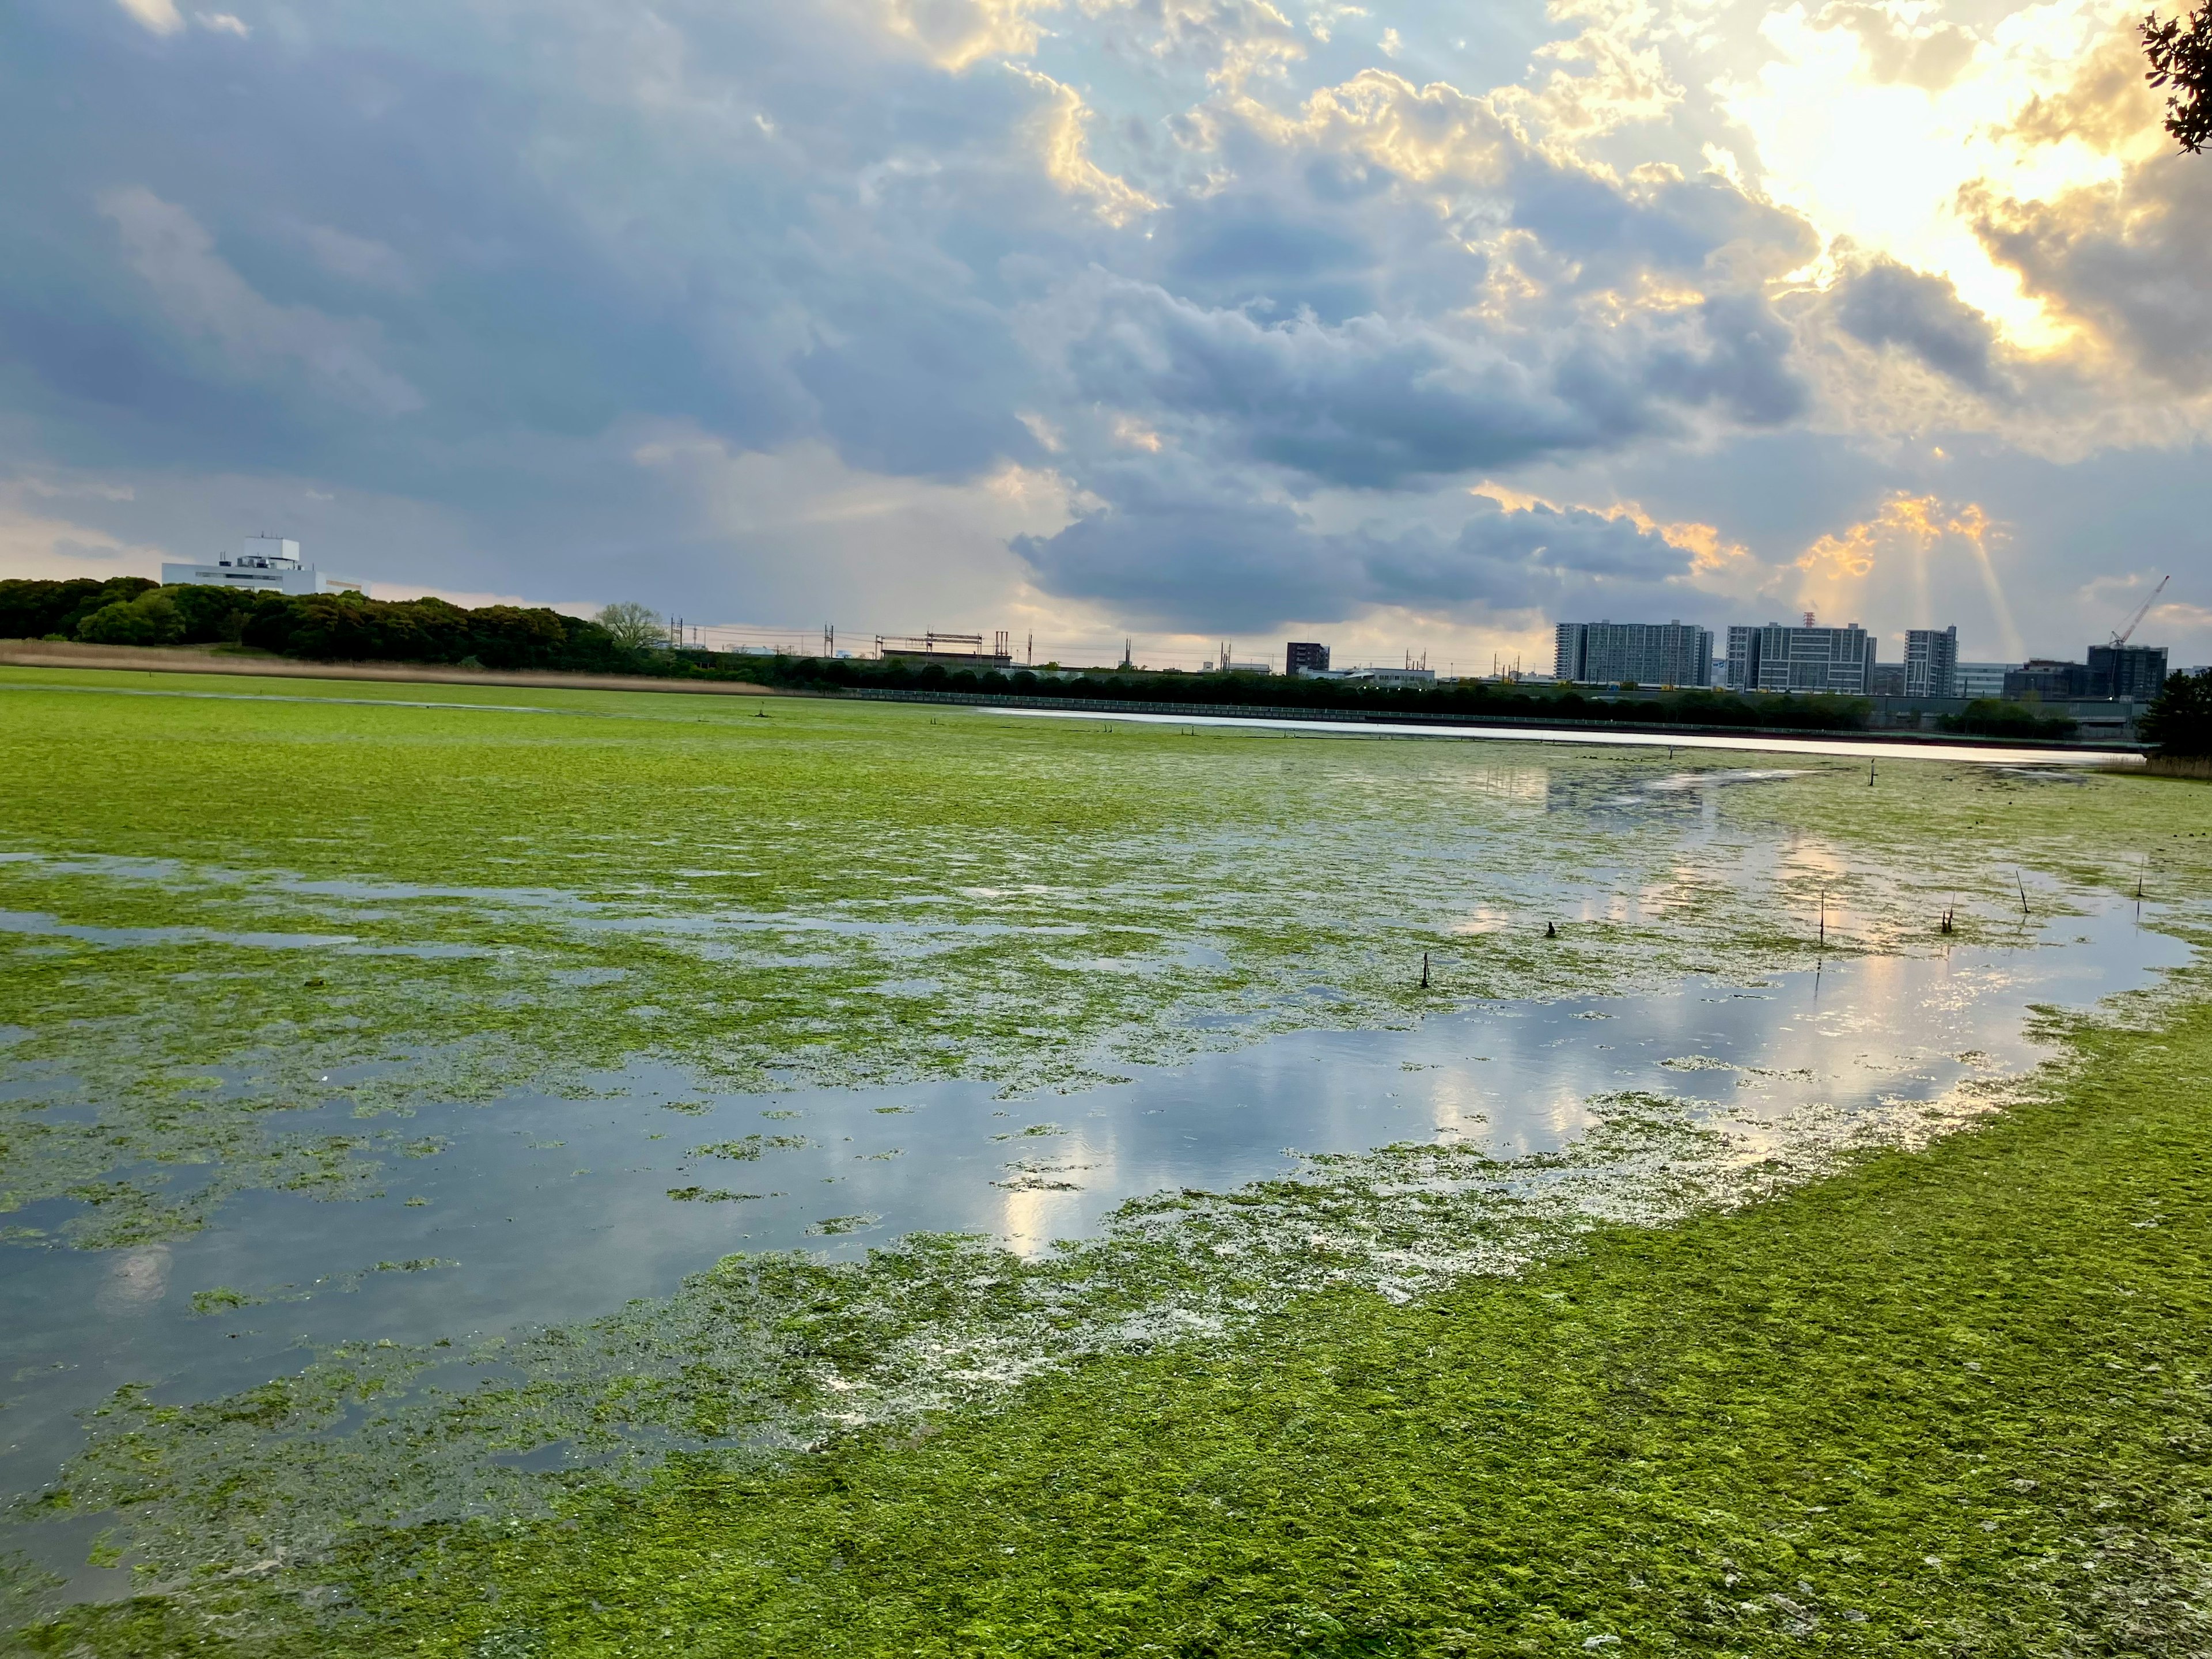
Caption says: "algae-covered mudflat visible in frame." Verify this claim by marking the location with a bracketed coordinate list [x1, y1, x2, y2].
[3, 666, 2210, 1653]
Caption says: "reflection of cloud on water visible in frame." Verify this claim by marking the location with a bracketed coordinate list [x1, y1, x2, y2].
[95, 1246, 171, 1315]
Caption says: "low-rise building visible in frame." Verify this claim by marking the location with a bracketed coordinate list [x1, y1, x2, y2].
[2005, 659, 2096, 700]
[1956, 661, 2017, 699]
[1301, 666, 1435, 688]
[161, 537, 363, 597]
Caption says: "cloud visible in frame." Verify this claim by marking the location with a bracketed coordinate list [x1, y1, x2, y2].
[97, 187, 424, 416]
[1013, 69, 1158, 226]
[1012, 461, 1715, 628]
[1791, 491, 2021, 655]
[1038, 272, 1804, 490]
[1998, 20, 2162, 156]
[115, 0, 184, 36]
[1493, 0, 1683, 149]
[880, 0, 1053, 70]
[1969, 157, 2212, 389]
[1830, 256, 1999, 390]
[1809, 2, 1976, 93]
[300, 225, 414, 291]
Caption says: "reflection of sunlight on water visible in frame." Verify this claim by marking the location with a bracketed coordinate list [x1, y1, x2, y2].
[94, 1247, 169, 1316]
[998, 1176, 1088, 1257]
[1453, 907, 1514, 935]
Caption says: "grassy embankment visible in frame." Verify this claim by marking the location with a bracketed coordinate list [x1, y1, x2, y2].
[21, 982, 2212, 1656]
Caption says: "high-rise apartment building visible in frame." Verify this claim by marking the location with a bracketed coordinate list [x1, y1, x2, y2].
[1724, 622, 1878, 695]
[1286, 641, 1331, 675]
[1552, 620, 1713, 687]
[1903, 626, 1959, 698]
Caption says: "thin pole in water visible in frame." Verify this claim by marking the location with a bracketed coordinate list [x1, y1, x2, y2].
[1421, 951, 1430, 988]
[2017, 869, 2031, 918]
[1818, 886, 1825, 949]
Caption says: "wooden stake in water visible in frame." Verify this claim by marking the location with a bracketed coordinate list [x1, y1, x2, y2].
[1818, 885, 1826, 949]
[2017, 869, 2031, 918]
[1421, 951, 1430, 989]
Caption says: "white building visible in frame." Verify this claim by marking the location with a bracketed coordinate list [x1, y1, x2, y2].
[1300, 665, 1436, 688]
[161, 537, 364, 597]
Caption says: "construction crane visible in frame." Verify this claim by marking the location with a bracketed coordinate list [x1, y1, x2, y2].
[2111, 573, 2171, 647]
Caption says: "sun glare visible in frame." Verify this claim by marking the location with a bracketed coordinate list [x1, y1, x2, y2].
[1724, 0, 2144, 350]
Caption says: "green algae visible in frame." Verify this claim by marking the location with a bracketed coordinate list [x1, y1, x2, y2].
[9, 988, 2055, 1620]
[6, 667, 2206, 1249]
[21, 967, 2212, 1656]
[9, 668, 2212, 1649]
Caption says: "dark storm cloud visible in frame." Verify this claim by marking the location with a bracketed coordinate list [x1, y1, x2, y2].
[1830, 257, 1998, 389]
[1040, 275, 1805, 490]
[1013, 463, 1704, 630]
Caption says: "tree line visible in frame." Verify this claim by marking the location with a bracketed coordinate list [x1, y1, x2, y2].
[8, 576, 2205, 751]
[0, 577, 638, 673]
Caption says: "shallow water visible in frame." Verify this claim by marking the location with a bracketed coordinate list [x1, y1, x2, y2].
[993, 704, 2145, 768]
[0, 895, 2186, 1559]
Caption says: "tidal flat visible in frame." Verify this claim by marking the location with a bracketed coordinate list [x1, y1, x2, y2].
[2, 666, 2209, 1652]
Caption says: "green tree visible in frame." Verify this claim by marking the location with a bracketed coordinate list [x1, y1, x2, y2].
[596, 601, 665, 652]
[75, 589, 184, 646]
[2139, 667, 2212, 755]
[2145, 3, 2212, 151]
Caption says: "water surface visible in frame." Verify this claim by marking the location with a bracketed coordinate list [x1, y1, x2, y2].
[1, 896, 2184, 1536]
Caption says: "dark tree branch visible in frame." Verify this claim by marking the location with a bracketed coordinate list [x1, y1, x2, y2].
[2145, 5, 2212, 153]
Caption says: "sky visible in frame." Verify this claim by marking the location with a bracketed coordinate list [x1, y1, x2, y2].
[4, 0, 2210, 673]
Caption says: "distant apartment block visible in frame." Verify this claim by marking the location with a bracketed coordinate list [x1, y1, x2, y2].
[1285, 641, 1331, 675]
[1957, 661, 2017, 699]
[1552, 620, 1713, 687]
[2087, 643, 2168, 700]
[2003, 645, 2168, 701]
[161, 537, 363, 597]
[1723, 622, 1877, 695]
[1903, 626, 1959, 698]
[2003, 659, 2095, 699]
[1869, 662, 1907, 697]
